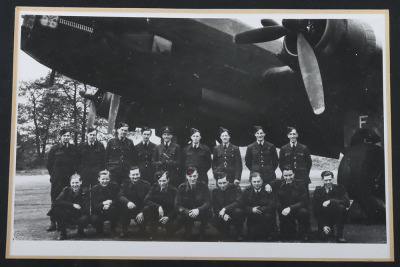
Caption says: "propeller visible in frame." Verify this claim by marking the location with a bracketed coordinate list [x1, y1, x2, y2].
[107, 94, 121, 135]
[234, 19, 325, 114]
[87, 101, 96, 129]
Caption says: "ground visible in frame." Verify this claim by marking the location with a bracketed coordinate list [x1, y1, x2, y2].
[11, 153, 386, 243]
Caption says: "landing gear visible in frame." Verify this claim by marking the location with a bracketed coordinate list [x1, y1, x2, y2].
[337, 129, 385, 224]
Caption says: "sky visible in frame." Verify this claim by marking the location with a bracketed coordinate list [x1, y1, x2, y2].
[16, 12, 385, 82]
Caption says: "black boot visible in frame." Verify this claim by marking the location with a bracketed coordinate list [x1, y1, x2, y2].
[47, 219, 57, 232]
[58, 229, 67, 240]
[95, 223, 104, 235]
[77, 227, 85, 237]
[110, 221, 117, 237]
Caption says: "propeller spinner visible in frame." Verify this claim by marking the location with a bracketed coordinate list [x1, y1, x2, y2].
[234, 19, 325, 115]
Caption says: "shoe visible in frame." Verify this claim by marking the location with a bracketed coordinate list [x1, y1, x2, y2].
[336, 237, 347, 243]
[47, 222, 57, 232]
[301, 236, 310, 242]
[58, 231, 67, 240]
[110, 228, 117, 238]
[77, 228, 85, 237]
[120, 231, 129, 238]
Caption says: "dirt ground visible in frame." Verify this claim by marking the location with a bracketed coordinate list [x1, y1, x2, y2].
[11, 152, 386, 243]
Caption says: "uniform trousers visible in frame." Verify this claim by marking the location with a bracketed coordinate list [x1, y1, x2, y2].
[90, 206, 119, 233]
[315, 204, 347, 238]
[213, 208, 244, 238]
[278, 207, 309, 238]
[246, 211, 275, 240]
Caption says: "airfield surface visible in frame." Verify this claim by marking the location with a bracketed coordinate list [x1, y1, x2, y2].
[11, 161, 386, 243]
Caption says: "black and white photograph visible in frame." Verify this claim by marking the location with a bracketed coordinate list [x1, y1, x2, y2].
[6, 8, 393, 260]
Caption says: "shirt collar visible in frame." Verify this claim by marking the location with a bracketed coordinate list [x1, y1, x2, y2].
[258, 141, 264, 145]
[291, 141, 297, 147]
[185, 182, 196, 192]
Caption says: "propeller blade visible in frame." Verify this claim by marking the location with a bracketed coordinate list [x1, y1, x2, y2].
[234, 26, 288, 44]
[87, 101, 96, 129]
[107, 94, 121, 134]
[297, 32, 325, 115]
[49, 70, 55, 87]
[260, 19, 279, 27]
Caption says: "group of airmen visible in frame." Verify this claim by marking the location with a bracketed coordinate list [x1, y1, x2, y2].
[46, 123, 350, 243]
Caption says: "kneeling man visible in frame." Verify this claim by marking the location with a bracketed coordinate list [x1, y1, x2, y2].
[143, 171, 178, 240]
[313, 171, 350, 243]
[270, 165, 310, 241]
[173, 167, 213, 240]
[212, 172, 244, 241]
[242, 172, 276, 241]
[118, 167, 151, 237]
[47, 174, 90, 240]
[90, 170, 120, 236]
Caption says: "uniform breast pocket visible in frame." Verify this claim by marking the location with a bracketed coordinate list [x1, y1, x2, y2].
[186, 150, 195, 156]
[284, 153, 291, 157]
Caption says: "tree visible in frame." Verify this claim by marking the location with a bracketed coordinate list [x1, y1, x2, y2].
[17, 72, 97, 167]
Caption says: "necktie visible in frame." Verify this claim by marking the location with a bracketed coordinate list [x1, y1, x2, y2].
[224, 144, 227, 150]
[145, 142, 148, 148]
[259, 142, 262, 148]
[165, 143, 169, 149]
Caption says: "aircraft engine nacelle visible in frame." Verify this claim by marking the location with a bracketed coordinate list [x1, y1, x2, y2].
[93, 92, 134, 125]
[278, 19, 377, 75]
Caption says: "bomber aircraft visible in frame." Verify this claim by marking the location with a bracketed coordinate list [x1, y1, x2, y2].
[19, 15, 386, 222]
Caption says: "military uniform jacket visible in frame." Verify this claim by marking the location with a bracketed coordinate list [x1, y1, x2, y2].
[212, 144, 243, 181]
[46, 143, 79, 184]
[279, 143, 312, 184]
[48, 187, 90, 216]
[152, 142, 182, 175]
[144, 184, 178, 218]
[313, 184, 350, 211]
[135, 141, 156, 167]
[105, 137, 137, 171]
[212, 183, 242, 214]
[270, 179, 309, 212]
[77, 141, 105, 172]
[245, 141, 278, 182]
[241, 187, 276, 214]
[182, 144, 211, 178]
[91, 182, 120, 213]
[118, 180, 151, 211]
[175, 182, 212, 213]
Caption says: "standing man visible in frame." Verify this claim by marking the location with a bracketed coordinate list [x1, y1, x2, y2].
[77, 127, 105, 189]
[173, 167, 213, 240]
[143, 171, 178, 240]
[212, 172, 244, 241]
[212, 127, 242, 185]
[270, 165, 310, 241]
[135, 127, 156, 184]
[182, 128, 211, 185]
[47, 174, 90, 240]
[90, 170, 120, 237]
[242, 172, 276, 241]
[152, 126, 182, 188]
[105, 122, 138, 185]
[118, 167, 151, 238]
[46, 128, 78, 232]
[313, 171, 350, 243]
[245, 126, 279, 184]
[279, 127, 312, 186]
